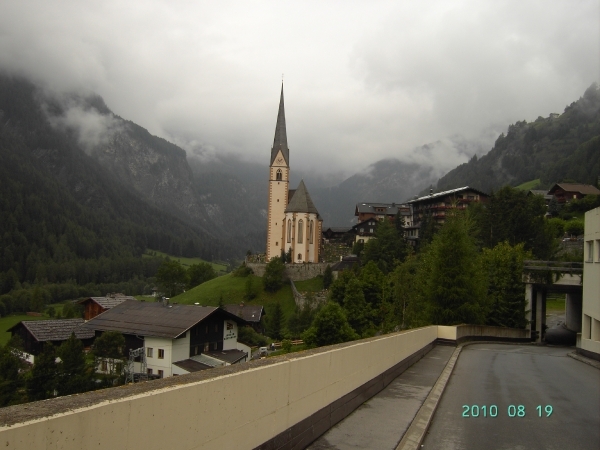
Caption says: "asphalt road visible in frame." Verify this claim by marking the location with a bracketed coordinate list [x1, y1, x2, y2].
[422, 344, 600, 450]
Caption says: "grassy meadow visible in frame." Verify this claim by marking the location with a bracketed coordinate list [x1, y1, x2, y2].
[171, 273, 298, 320]
[143, 249, 228, 274]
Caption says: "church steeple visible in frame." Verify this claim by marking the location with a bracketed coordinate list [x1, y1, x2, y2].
[270, 83, 289, 166]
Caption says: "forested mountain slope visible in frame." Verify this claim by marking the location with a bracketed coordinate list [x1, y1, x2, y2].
[436, 83, 600, 193]
[0, 75, 240, 296]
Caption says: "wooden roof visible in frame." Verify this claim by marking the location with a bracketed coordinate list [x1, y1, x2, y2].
[82, 300, 246, 339]
[9, 319, 95, 342]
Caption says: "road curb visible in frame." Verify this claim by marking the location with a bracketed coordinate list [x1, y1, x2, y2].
[567, 351, 600, 369]
[395, 346, 462, 450]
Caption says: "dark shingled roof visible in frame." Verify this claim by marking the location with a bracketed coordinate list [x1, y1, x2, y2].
[9, 319, 95, 342]
[285, 180, 320, 215]
[223, 304, 264, 323]
[79, 296, 133, 309]
[270, 83, 289, 166]
[172, 359, 213, 373]
[354, 202, 407, 215]
[407, 186, 488, 203]
[547, 183, 600, 196]
[82, 300, 246, 339]
[204, 349, 248, 364]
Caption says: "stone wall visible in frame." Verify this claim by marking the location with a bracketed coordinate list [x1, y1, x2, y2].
[247, 262, 329, 281]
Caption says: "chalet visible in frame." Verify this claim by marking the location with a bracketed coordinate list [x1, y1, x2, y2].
[354, 202, 410, 223]
[406, 187, 488, 242]
[352, 219, 379, 244]
[79, 294, 135, 320]
[547, 183, 600, 204]
[8, 319, 95, 356]
[83, 300, 250, 378]
[223, 304, 265, 333]
[322, 227, 354, 242]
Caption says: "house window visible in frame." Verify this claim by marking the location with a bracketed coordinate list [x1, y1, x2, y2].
[158, 349, 165, 359]
[369, 228, 373, 233]
[213, 342, 218, 350]
[309, 220, 314, 244]
[587, 241, 594, 262]
[360, 228, 364, 232]
[147, 348, 153, 358]
[158, 370, 164, 378]
[204, 342, 209, 352]
[147, 368, 153, 375]
[298, 220, 303, 243]
[597, 240, 600, 261]
[101, 360, 107, 371]
[287, 219, 292, 243]
[276, 169, 282, 181]
[194, 346, 199, 356]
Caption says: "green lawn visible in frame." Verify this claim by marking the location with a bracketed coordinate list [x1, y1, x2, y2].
[515, 179, 541, 191]
[546, 296, 565, 313]
[294, 277, 324, 292]
[0, 315, 50, 346]
[143, 249, 228, 273]
[171, 273, 297, 321]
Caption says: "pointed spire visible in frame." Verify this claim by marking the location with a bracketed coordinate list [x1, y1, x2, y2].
[271, 83, 289, 166]
[285, 180, 320, 216]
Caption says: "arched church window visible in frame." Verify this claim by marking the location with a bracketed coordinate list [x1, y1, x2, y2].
[276, 169, 282, 181]
[298, 220, 303, 243]
[298, 253, 302, 261]
[287, 220, 292, 243]
[309, 220, 314, 244]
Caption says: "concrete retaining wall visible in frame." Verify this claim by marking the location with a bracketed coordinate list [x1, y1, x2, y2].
[247, 262, 329, 281]
[0, 327, 438, 450]
[0, 324, 533, 450]
[455, 324, 530, 344]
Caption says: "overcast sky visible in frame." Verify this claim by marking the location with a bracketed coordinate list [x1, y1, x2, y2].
[1, 0, 598, 177]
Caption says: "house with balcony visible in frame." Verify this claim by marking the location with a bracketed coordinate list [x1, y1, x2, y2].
[83, 300, 250, 378]
[547, 183, 600, 204]
[405, 186, 488, 243]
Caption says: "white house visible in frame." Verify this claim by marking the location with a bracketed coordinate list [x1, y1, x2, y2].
[579, 206, 600, 361]
[84, 300, 251, 378]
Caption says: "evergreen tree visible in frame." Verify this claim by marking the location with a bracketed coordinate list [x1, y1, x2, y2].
[57, 333, 90, 396]
[363, 219, 408, 273]
[322, 265, 333, 290]
[391, 254, 428, 329]
[0, 337, 26, 406]
[342, 278, 373, 337]
[268, 302, 285, 340]
[328, 270, 354, 304]
[482, 242, 530, 328]
[303, 302, 358, 348]
[263, 257, 285, 292]
[421, 213, 487, 325]
[27, 343, 57, 401]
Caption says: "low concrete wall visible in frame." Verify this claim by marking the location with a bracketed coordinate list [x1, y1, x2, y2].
[0, 327, 438, 450]
[455, 325, 530, 344]
[247, 263, 329, 281]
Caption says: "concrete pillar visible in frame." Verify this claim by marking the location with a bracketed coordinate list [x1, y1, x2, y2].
[536, 290, 545, 343]
[565, 293, 583, 332]
[525, 284, 533, 333]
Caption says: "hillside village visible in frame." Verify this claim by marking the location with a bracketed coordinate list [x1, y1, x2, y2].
[0, 82, 598, 410]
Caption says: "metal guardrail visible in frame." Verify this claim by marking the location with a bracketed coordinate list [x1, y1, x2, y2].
[523, 260, 583, 273]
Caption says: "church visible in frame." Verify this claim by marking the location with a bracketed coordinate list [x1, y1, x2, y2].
[266, 85, 323, 263]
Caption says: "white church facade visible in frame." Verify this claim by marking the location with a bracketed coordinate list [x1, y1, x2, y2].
[266, 85, 323, 263]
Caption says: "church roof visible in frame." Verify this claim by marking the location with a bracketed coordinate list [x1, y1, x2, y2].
[270, 84, 289, 166]
[285, 180, 320, 215]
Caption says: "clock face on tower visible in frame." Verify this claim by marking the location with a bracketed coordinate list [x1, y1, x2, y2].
[276, 157, 283, 164]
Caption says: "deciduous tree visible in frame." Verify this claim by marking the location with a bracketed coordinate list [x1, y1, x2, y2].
[302, 302, 358, 348]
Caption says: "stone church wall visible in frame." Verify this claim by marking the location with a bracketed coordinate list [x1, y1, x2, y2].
[246, 262, 329, 281]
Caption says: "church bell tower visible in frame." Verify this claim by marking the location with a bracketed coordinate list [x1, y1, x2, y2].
[266, 84, 290, 260]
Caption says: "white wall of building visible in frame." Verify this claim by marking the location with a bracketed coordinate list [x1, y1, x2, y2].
[222, 321, 238, 351]
[144, 336, 174, 378]
[172, 331, 190, 362]
[581, 206, 600, 356]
